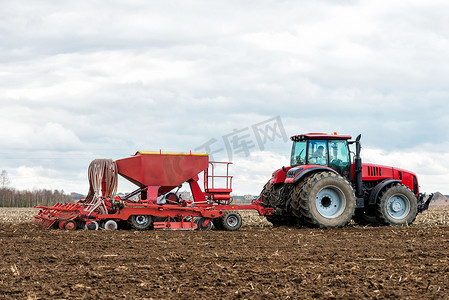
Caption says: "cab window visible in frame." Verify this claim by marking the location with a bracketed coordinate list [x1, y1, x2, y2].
[307, 140, 328, 166]
[290, 141, 307, 166]
[329, 140, 350, 179]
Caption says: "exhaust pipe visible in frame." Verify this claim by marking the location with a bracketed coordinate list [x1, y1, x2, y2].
[354, 134, 363, 198]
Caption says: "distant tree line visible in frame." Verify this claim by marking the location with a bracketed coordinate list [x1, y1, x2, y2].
[0, 187, 74, 207]
[0, 169, 73, 207]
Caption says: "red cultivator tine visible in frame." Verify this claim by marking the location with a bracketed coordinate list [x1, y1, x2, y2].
[34, 202, 84, 229]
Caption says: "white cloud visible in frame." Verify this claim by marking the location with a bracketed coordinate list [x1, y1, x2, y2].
[10, 165, 86, 193]
[0, 0, 448, 195]
[0, 119, 82, 150]
[231, 151, 290, 196]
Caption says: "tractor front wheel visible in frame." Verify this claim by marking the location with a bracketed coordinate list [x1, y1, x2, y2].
[298, 172, 355, 228]
[377, 184, 418, 225]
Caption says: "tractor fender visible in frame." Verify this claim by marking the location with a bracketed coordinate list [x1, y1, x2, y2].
[269, 168, 282, 184]
[286, 166, 338, 184]
[368, 179, 401, 205]
[270, 166, 292, 184]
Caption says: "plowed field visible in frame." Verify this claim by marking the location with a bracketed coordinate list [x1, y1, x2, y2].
[1, 208, 449, 299]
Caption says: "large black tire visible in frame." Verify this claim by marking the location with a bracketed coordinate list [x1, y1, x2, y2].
[260, 181, 283, 208]
[376, 184, 418, 225]
[129, 215, 153, 230]
[260, 181, 273, 207]
[220, 211, 242, 231]
[353, 206, 380, 226]
[290, 177, 307, 217]
[270, 184, 284, 207]
[297, 172, 355, 228]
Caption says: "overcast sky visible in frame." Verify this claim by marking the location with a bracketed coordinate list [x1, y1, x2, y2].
[1, 0, 449, 196]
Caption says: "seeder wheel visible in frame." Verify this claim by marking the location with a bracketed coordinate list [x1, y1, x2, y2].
[195, 217, 213, 231]
[85, 221, 99, 230]
[103, 220, 118, 230]
[63, 220, 76, 230]
[129, 215, 153, 230]
[220, 211, 242, 231]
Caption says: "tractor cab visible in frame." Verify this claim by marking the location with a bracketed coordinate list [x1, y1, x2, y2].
[290, 133, 352, 179]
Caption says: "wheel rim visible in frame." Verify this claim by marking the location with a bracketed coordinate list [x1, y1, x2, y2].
[226, 215, 238, 227]
[386, 193, 410, 219]
[85, 221, 98, 230]
[135, 215, 150, 226]
[105, 220, 117, 230]
[64, 221, 76, 230]
[315, 186, 346, 218]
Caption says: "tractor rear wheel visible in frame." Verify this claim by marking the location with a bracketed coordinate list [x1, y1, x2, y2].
[297, 172, 355, 228]
[260, 181, 273, 207]
[261, 181, 283, 208]
[129, 215, 153, 230]
[220, 211, 242, 231]
[261, 181, 288, 225]
[376, 184, 418, 225]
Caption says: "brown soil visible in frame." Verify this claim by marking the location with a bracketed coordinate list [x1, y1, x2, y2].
[1, 220, 449, 299]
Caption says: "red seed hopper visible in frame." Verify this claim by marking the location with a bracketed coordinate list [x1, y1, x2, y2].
[116, 151, 209, 201]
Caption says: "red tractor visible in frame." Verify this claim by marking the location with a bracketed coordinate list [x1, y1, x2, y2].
[260, 133, 432, 228]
